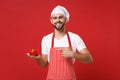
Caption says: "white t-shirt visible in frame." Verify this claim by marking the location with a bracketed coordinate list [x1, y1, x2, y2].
[41, 31, 86, 62]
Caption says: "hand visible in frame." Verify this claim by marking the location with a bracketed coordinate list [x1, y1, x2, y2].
[26, 53, 40, 60]
[61, 48, 74, 58]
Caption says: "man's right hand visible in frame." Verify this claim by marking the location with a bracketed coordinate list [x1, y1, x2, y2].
[26, 53, 48, 67]
[26, 53, 40, 60]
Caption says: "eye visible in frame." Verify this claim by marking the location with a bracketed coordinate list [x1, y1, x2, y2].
[51, 15, 65, 20]
[59, 16, 64, 19]
[52, 17, 57, 20]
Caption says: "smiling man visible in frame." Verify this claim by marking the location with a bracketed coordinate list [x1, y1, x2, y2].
[27, 5, 93, 80]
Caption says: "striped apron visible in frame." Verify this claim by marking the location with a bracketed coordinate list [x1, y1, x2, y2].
[46, 32, 76, 80]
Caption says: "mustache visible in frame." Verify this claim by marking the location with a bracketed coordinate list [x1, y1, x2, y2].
[55, 21, 62, 24]
[52, 23, 65, 31]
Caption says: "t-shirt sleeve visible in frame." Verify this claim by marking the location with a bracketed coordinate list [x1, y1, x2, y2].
[41, 37, 49, 54]
[76, 35, 86, 52]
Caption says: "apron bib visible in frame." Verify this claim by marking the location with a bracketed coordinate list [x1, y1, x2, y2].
[46, 32, 76, 80]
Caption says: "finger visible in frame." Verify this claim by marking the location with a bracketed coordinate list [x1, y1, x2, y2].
[56, 48, 64, 51]
[35, 55, 40, 58]
[26, 53, 30, 56]
[26, 53, 32, 58]
[62, 54, 69, 58]
[63, 47, 69, 50]
[26, 53, 35, 59]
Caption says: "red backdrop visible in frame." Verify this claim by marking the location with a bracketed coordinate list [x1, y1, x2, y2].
[0, 0, 120, 80]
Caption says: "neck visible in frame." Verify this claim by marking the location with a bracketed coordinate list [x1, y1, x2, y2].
[54, 28, 67, 39]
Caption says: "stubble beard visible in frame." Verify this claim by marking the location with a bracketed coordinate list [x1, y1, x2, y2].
[52, 22, 65, 31]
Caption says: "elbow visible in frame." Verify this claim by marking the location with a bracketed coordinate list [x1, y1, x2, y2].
[79, 54, 93, 64]
[84, 55, 93, 64]
[38, 63, 48, 68]
[87, 58, 93, 64]
[38, 61, 48, 68]
[41, 64, 48, 67]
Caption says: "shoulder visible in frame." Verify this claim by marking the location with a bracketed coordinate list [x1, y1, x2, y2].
[42, 33, 53, 42]
[68, 31, 84, 43]
[68, 31, 81, 39]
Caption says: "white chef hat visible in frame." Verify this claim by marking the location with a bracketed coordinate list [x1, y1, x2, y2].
[51, 5, 70, 22]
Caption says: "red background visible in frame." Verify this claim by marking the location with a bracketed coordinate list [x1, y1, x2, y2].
[0, 0, 120, 80]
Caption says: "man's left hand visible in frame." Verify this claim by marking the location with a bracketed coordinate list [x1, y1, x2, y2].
[61, 48, 74, 58]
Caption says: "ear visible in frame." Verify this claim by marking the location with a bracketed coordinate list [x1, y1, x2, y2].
[50, 17, 52, 23]
[64, 17, 68, 23]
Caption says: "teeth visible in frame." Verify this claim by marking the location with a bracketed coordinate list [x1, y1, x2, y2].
[57, 23, 61, 26]
[56, 23, 61, 27]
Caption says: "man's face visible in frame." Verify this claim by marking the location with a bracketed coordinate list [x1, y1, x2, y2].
[50, 14, 67, 31]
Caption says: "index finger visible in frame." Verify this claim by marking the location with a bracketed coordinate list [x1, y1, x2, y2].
[56, 48, 64, 51]
[26, 52, 30, 56]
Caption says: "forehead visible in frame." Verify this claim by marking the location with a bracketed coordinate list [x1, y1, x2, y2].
[51, 13, 65, 17]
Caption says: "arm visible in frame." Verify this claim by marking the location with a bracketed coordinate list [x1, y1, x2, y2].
[26, 53, 48, 67]
[37, 54, 48, 67]
[62, 48, 93, 64]
[73, 48, 93, 64]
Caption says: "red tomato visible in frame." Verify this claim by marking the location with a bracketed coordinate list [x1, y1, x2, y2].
[29, 48, 38, 56]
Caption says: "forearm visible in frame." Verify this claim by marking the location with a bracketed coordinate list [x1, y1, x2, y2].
[73, 52, 93, 64]
[36, 56, 48, 67]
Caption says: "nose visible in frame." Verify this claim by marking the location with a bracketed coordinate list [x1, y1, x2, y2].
[56, 18, 60, 22]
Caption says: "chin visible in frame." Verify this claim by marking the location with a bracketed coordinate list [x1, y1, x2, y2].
[53, 24, 65, 31]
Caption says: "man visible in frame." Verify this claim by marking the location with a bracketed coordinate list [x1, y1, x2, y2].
[27, 5, 93, 80]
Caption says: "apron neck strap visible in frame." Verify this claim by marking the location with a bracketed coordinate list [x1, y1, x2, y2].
[51, 31, 71, 48]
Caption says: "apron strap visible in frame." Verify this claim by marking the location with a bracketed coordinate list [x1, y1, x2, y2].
[51, 31, 72, 48]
